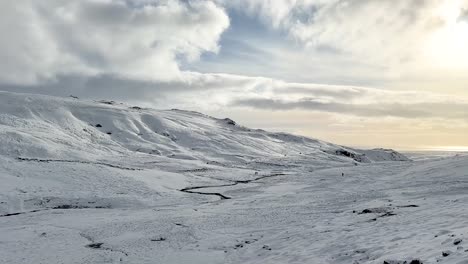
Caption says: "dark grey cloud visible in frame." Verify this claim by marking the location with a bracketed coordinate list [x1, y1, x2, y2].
[1, 70, 468, 122]
[0, 72, 258, 108]
[0, 73, 226, 104]
[232, 98, 468, 119]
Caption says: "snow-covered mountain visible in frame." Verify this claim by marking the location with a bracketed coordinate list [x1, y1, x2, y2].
[6, 91, 468, 264]
[0, 91, 408, 164]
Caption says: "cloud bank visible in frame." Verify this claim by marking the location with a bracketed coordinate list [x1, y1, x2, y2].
[0, 0, 229, 85]
[5, 72, 468, 122]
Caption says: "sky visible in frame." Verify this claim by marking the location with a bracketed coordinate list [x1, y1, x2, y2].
[1, 0, 468, 150]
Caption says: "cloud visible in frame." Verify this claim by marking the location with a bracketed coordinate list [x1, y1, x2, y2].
[3, 72, 468, 122]
[232, 98, 468, 120]
[459, 8, 468, 23]
[2, 0, 468, 125]
[220, 0, 467, 69]
[0, 0, 229, 85]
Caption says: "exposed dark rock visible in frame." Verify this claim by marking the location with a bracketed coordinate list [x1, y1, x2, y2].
[262, 245, 272, 250]
[383, 260, 423, 264]
[335, 149, 366, 162]
[224, 118, 236, 126]
[53, 204, 76, 209]
[380, 212, 397, 217]
[150, 237, 166, 242]
[87, 243, 104, 249]
[359, 207, 390, 214]
[98, 100, 115, 105]
[454, 238, 462, 245]
[397, 205, 419, 208]
[161, 131, 177, 141]
[95, 124, 102, 128]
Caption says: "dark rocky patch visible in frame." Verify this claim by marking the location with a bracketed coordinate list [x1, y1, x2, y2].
[0, 209, 46, 217]
[52, 204, 110, 210]
[53, 204, 77, 209]
[357, 207, 397, 221]
[98, 100, 116, 105]
[383, 260, 423, 264]
[335, 149, 366, 162]
[454, 238, 462, 245]
[262, 245, 272, 250]
[178, 168, 213, 173]
[442, 251, 452, 257]
[358, 207, 391, 214]
[87, 243, 104, 249]
[160, 131, 177, 141]
[380, 212, 397, 217]
[150, 237, 166, 242]
[224, 118, 236, 126]
[95, 124, 102, 128]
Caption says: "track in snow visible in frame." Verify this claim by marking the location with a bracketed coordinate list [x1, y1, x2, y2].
[180, 173, 287, 200]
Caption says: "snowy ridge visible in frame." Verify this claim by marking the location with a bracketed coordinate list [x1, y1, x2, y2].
[0, 91, 408, 164]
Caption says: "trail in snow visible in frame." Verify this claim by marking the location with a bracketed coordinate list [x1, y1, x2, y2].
[179, 173, 287, 200]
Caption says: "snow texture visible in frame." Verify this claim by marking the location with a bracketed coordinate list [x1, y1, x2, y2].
[0, 91, 466, 264]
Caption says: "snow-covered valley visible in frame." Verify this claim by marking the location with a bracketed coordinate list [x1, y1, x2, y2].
[1, 91, 468, 264]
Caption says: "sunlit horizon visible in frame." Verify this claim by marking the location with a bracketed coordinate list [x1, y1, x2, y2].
[2, 0, 468, 149]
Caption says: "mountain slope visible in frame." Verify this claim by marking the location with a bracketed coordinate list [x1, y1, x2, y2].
[4, 91, 468, 264]
[0, 92, 440, 264]
[0, 91, 409, 164]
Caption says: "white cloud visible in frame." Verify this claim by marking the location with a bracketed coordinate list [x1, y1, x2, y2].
[221, 0, 468, 76]
[2, 0, 468, 122]
[0, 0, 229, 85]
[2, 0, 468, 148]
[5, 72, 468, 122]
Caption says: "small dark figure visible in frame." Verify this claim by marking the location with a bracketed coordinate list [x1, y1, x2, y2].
[342, 172, 344, 177]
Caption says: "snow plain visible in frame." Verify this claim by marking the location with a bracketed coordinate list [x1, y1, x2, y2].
[1, 91, 467, 264]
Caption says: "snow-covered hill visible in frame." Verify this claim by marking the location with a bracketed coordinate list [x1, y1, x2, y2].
[5, 91, 468, 264]
[0, 91, 408, 164]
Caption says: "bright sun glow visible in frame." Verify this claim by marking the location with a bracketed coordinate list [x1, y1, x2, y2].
[424, 2, 468, 69]
[426, 146, 468, 152]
